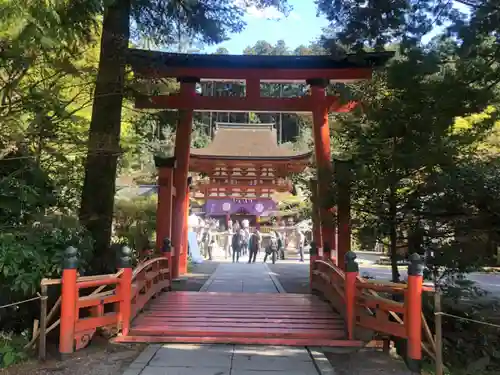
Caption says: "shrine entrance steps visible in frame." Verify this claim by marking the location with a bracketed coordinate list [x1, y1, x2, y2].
[116, 263, 364, 347]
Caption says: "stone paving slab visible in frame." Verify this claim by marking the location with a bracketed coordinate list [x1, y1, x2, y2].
[204, 263, 279, 293]
[231, 353, 317, 372]
[141, 367, 230, 375]
[123, 344, 325, 375]
[232, 345, 311, 360]
[148, 346, 232, 368]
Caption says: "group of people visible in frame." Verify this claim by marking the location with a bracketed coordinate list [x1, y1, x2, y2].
[196, 217, 307, 264]
[197, 217, 219, 261]
[229, 227, 283, 264]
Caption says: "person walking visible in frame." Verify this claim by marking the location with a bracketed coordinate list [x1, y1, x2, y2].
[241, 227, 250, 256]
[275, 230, 285, 260]
[248, 228, 261, 264]
[263, 232, 279, 264]
[224, 227, 232, 259]
[296, 228, 305, 262]
[232, 229, 244, 263]
[207, 238, 215, 261]
[200, 227, 211, 258]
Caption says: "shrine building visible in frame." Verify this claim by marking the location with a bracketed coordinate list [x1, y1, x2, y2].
[190, 122, 310, 228]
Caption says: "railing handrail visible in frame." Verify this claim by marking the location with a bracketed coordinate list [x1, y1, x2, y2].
[132, 257, 168, 279]
[312, 259, 435, 293]
[314, 259, 346, 279]
[41, 269, 125, 286]
[312, 253, 436, 372]
[358, 278, 435, 293]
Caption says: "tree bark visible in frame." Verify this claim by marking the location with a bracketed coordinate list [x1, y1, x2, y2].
[79, 1, 131, 273]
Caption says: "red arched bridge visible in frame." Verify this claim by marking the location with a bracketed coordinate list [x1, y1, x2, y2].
[38, 246, 436, 374]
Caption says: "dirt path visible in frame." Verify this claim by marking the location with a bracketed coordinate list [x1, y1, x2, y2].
[1, 261, 219, 375]
[0, 338, 144, 375]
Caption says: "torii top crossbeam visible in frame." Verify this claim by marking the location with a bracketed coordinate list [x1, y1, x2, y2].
[128, 49, 393, 113]
[128, 49, 393, 82]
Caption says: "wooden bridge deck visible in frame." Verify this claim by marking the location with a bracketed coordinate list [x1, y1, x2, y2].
[118, 291, 363, 347]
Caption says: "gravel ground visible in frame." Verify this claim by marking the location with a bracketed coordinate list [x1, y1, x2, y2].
[0, 338, 144, 375]
[1, 261, 220, 375]
[267, 260, 413, 375]
[324, 349, 412, 375]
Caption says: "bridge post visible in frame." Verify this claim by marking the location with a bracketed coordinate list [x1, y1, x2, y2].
[406, 253, 424, 373]
[344, 251, 359, 340]
[309, 241, 319, 291]
[117, 246, 133, 336]
[60, 246, 78, 354]
[161, 237, 173, 286]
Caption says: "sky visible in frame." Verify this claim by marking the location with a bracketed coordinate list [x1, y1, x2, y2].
[202, 1, 470, 55]
[204, 0, 329, 54]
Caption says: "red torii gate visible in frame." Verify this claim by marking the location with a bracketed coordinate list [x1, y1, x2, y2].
[128, 49, 393, 278]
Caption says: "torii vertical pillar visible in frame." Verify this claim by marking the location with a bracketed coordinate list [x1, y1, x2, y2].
[309, 178, 323, 256]
[155, 156, 176, 253]
[335, 159, 352, 271]
[172, 78, 197, 277]
[180, 177, 192, 275]
[309, 79, 336, 263]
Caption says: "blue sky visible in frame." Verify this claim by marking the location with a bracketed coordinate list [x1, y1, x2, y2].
[202, 0, 470, 55]
[204, 0, 328, 54]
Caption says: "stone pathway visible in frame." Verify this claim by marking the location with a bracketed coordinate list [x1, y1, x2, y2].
[123, 344, 331, 375]
[200, 262, 282, 293]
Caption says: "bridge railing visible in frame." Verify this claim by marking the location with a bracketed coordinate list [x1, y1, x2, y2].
[38, 244, 172, 357]
[311, 251, 436, 372]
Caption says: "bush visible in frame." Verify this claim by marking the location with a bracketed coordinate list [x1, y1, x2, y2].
[0, 214, 94, 332]
[422, 281, 500, 374]
[113, 196, 157, 252]
[0, 332, 29, 368]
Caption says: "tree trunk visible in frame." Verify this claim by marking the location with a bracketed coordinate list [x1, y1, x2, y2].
[388, 186, 400, 282]
[79, 1, 131, 273]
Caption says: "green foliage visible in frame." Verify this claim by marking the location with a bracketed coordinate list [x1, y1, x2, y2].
[0, 215, 93, 332]
[422, 287, 500, 373]
[0, 332, 28, 368]
[113, 196, 157, 252]
[191, 124, 211, 148]
[329, 41, 499, 279]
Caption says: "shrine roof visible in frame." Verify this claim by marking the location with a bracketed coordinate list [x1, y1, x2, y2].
[190, 123, 311, 161]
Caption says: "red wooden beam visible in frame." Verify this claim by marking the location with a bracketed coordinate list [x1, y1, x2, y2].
[189, 159, 310, 172]
[135, 94, 356, 113]
[115, 335, 365, 347]
[136, 67, 373, 82]
[196, 183, 291, 192]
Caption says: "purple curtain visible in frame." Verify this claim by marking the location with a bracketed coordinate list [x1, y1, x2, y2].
[205, 198, 277, 216]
